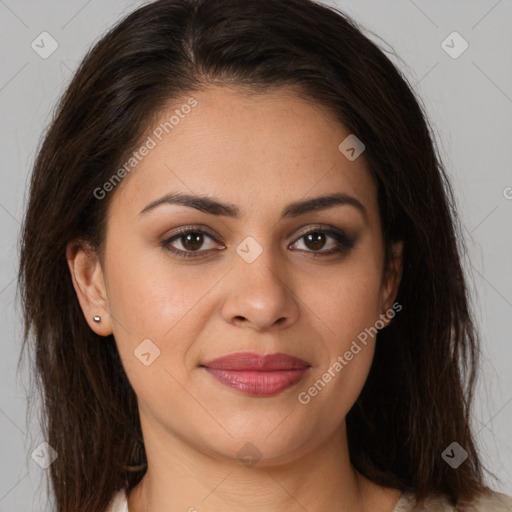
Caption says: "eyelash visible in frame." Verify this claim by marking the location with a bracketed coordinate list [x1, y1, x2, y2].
[161, 225, 356, 259]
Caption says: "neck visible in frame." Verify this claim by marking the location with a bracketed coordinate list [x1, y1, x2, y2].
[127, 419, 395, 512]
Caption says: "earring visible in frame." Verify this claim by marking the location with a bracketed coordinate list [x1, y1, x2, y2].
[93, 315, 101, 323]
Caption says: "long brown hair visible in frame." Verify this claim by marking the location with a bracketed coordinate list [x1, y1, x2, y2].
[18, 0, 498, 510]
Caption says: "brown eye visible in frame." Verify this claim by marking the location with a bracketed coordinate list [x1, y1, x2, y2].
[162, 228, 224, 258]
[303, 232, 328, 251]
[290, 228, 356, 256]
[180, 232, 205, 251]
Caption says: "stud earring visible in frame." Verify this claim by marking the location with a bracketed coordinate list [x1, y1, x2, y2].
[93, 315, 101, 323]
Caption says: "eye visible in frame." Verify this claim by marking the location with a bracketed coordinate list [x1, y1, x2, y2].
[289, 227, 356, 256]
[162, 227, 225, 258]
[161, 225, 356, 260]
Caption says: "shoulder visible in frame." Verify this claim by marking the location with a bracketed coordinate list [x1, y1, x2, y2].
[460, 491, 512, 512]
[104, 488, 512, 512]
[105, 488, 128, 512]
[408, 490, 512, 512]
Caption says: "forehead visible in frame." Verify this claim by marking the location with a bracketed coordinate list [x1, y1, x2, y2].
[109, 85, 378, 220]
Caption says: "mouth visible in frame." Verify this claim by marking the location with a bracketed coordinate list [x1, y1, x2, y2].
[200, 352, 311, 397]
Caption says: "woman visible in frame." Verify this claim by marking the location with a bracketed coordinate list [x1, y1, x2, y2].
[18, 0, 512, 511]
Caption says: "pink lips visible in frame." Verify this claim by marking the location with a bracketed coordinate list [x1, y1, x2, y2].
[200, 352, 311, 396]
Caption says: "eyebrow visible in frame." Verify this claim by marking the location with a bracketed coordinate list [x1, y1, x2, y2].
[138, 191, 366, 220]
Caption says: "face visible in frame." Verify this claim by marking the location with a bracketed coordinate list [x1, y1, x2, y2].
[69, 85, 402, 466]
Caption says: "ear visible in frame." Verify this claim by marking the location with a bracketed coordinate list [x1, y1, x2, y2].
[378, 240, 403, 328]
[66, 240, 113, 336]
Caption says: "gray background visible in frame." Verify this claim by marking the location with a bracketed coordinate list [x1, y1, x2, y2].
[1, 0, 511, 510]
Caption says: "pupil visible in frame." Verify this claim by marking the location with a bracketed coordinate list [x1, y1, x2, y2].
[183, 233, 203, 251]
[306, 232, 325, 250]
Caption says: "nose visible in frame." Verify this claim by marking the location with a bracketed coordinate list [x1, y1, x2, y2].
[220, 241, 301, 332]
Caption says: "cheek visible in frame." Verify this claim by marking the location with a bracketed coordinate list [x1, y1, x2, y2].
[309, 276, 380, 378]
[103, 235, 210, 334]
[297, 251, 383, 405]
[296, 272, 381, 430]
[307, 255, 383, 345]
[102, 240, 215, 381]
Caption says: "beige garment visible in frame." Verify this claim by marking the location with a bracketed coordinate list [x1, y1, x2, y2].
[106, 488, 512, 512]
[392, 490, 512, 512]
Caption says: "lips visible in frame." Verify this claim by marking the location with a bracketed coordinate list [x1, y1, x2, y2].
[201, 351, 310, 371]
[200, 352, 311, 396]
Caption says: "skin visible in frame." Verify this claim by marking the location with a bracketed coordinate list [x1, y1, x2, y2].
[67, 85, 403, 512]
